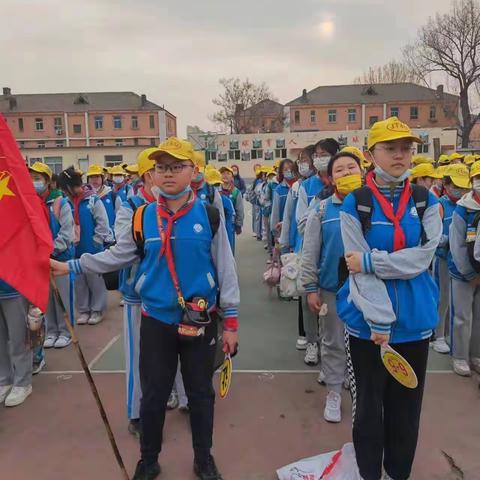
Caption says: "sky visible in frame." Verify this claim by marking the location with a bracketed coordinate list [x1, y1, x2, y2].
[1, 0, 455, 135]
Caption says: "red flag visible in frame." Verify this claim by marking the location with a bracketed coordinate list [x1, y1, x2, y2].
[0, 115, 53, 312]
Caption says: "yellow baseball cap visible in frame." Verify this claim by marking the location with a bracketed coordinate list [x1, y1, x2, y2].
[341, 146, 369, 168]
[437, 165, 448, 177]
[368, 116, 422, 150]
[265, 168, 276, 177]
[469, 160, 480, 178]
[193, 151, 206, 169]
[125, 164, 139, 174]
[148, 137, 194, 162]
[438, 154, 450, 165]
[464, 154, 476, 166]
[86, 164, 104, 177]
[205, 168, 223, 185]
[412, 155, 433, 166]
[110, 165, 127, 176]
[449, 152, 465, 161]
[219, 166, 234, 175]
[410, 163, 441, 180]
[29, 161, 52, 179]
[137, 148, 157, 177]
[445, 163, 471, 188]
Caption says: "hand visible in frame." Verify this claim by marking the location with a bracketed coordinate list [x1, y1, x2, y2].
[50, 259, 70, 277]
[235, 226, 242, 235]
[307, 292, 322, 314]
[222, 331, 238, 354]
[371, 332, 390, 346]
[345, 251, 362, 274]
[275, 222, 282, 233]
[470, 277, 480, 287]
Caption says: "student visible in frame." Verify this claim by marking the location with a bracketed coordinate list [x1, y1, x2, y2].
[432, 164, 471, 354]
[125, 164, 142, 194]
[301, 151, 362, 423]
[410, 163, 442, 190]
[51, 138, 240, 480]
[220, 166, 244, 237]
[57, 167, 112, 325]
[449, 160, 480, 376]
[231, 164, 246, 195]
[87, 164, 122, 229]
[337, 117, 441, 480]
[270, 159, 297, 242]
[449, 152, 465, 164]
[248, 167, 266, 240]
[110, 165, 133, 202]
[258, 169, 277, 255]
[0, 284, 32, 407]
[28, 162, 75, 351]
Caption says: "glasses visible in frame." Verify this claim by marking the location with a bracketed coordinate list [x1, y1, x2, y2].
[155, 163, 194, 174]
[374, 145, 415, 156]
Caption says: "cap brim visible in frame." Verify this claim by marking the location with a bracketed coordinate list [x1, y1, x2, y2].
[450, 177, 471, 188]
[369, 132, 422, 150]
[148, 148, 190, 161]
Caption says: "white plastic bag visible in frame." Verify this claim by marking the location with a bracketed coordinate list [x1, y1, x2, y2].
[276, 443, 361, 480]
[279, 253, 305, 297]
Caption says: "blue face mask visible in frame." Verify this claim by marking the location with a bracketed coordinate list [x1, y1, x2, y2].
[284, 171, 295, 181]
[373, 165, 411, 184]
[33, 180, 47, 194]
[193, 173, 204, 183]
[152, 185, 192, 200]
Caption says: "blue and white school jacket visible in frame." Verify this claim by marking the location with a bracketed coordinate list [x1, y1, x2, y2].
[47, 197, 75, 261]
[436, 196, 456, 261]
[336, 185, 441, 344]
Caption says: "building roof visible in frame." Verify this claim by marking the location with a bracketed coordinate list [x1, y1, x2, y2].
[241, 99, 284, 116]
[0, 90, 172, 115]
[286, 83, 459, 106]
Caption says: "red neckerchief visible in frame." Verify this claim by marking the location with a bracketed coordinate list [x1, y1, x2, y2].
[446, 193, 459, 204]
[40, 190, 50, 225]
[473, 192, 480, 206]
[286, 178, 296, 188]
[191, 179, 204, 191]
[71, 185, 95, 225]
[140, 186, 155, 203]
[366, 171, 412, 251]
[319, 173, 331, 187]
[432, 185, 442, 198]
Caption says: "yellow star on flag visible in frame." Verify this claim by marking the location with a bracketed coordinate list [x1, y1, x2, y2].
[0, 171, 15, 200]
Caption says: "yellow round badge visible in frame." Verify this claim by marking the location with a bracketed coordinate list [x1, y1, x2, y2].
[381, 345, 418, 389]
[219, 354, 232, 399]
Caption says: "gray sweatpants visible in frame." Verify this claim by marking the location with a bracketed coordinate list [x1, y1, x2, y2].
[433, 257, 450, 339]
[451, 278, 480, 361]
[46, 274, 72, 338]
[320, 290, 346, 393]
[75, 272, 107, 314]
[253, 204, 262, 239]
[123, 302, 142, 420]
[303, 295, 324, 344]
[0, 296, 32, 387]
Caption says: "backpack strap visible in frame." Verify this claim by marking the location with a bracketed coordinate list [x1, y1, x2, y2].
[353, 186, 374, 233]
[52, 197, 63, 221]
[205, 203, 220, 237]
[411, 184, 429, 245]
[207, 184, 215, 205]
[131, 204, 148, 259]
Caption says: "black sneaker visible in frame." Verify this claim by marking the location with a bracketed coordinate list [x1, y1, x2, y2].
[132, 460, 161, 480]
[193, 455, 223, 480]
[128, 419, 142, 439]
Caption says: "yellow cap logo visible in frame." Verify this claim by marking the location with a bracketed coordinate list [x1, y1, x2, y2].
[385, 119, 411, 133]
[163, 138, 183, 151]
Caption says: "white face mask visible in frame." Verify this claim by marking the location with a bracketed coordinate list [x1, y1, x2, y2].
[313, 156, 330, 172]
[473, 178, 480, 193]
[112, 176, 124, 184]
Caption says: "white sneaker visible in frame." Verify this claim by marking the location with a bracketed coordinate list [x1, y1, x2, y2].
[318, 369, 326, 385]
[471, 357, 480, 374]
[32, 358, 46, 375]
[296, 336, 307, 350]
[5, 385, 32, 407]
[54, 335, 72, 348]
[432, 337, 450, 354]
[0, 385, 12, 403]
[119, 299, 125, 307]
[77, 313, 90, 325]
[304, 342, 319, 366]
[43, 335, 57, 349]
[324, 391, 342, 423]
[453, 359, 471, 376]
[88, 312, 103, 325]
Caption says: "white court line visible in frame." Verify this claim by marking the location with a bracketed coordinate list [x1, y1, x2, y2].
[87, 334, 121, 370]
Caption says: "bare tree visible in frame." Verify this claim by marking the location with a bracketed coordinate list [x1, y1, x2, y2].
[404, 0, 480, 147]
[353, 60, 424, 85]
[211, 78, 277, 133]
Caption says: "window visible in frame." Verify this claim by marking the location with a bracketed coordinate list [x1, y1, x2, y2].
[115, 139, 124, 147]
[294, 111, 300, 124]
[241, 152, 251, 162]
[276, 138, 285, 149]
[150, 138, 156, 146]
[131, 116, 139, 129]
[149, 115, 155, 129]
[390, 107, 399, 117]
[37, 141, 45, 149]
[18, 118, 24, 132]
[430, 106, 437, 120]
[310, 110, 316, 123]
[348, 109, 356, 122]
[134, 138, 139, 146]
[328, 109, 337, 123]
[113, 116, 122, 129]
[369, 116, 379, 126]
[28, 157, 42, 166]
[55, 140, 64, 148]
[206, 151, 217, 162]
[44, 156, 63, 174]
[228, 150, 241, 160]
[96, 140, 104, 147]
[264, 151, 274, 161]
[217, 152, 228, 162]
[104, 154, 123, 167]
[54, 117, 62, 129]
[252, 139, 262, 149]
[73, 124, 82, 134]
[410, 106, 418, 120]
[229, 140, 239, 150]
[35, 118, 44, 130]
[417, 134, 429, 154]
[275, 148, 287, 159]
[94, 116, 103, 129]
[251, 149, 263, 160]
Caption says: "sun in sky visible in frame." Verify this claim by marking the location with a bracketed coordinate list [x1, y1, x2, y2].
[317, 19, 335, 39]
